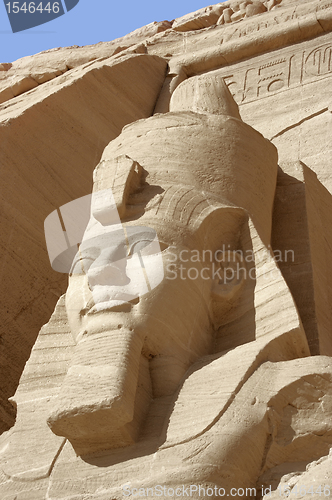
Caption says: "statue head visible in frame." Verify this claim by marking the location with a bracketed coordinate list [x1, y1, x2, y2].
[46, 75, 278, 455]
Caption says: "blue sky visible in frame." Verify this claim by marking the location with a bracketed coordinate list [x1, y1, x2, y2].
[0, 0, 219, 63]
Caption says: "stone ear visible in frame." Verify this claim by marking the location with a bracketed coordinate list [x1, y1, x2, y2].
[210, 250, 246, 329]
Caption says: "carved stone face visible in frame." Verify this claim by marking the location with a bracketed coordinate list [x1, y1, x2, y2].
[49, 187, 241, 454]
[47, 80, 278, 454]
[65, 199, 221, 397]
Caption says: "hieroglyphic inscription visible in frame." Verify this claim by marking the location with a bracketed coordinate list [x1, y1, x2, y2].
[219, 40, 332, 104]
[305, 45, 332, 77]
[220, 0, 332, 45]
[316, 0, 332, 12]
[222, 8, 298, 43]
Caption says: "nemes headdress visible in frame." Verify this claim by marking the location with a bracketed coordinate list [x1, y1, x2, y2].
[45, 74, 278, 273]
[95, 74, 278, 248]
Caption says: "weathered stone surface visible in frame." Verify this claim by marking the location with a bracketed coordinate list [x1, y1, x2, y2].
[43, 76, 287, 457]
[172, 4, 226, 31]
[209, 31, 332, 355]
[173, 0, 274, 31]
[0, 52, 167, 434]
[0, 63, 12, 71]
[246, 0, 267, 16]
[0, 296, 70, 483]
[0, 21, 171, 105]
[0, 0, 332, 497]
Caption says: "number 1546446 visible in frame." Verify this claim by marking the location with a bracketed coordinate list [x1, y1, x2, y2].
[5, 2, 60, 13]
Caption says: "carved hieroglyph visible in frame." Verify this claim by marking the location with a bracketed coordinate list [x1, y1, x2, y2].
[0, 0, 332, 498]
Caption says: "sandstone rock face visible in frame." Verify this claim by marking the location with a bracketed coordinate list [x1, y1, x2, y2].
[0, 53, 167, 434]
[0, 0, 332, 498]
[0, 21, 171, 105]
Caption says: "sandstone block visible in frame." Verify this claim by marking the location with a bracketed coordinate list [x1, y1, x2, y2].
[0, 63, 12, 71]
[223, 7, 235, 22]
[0, 21, 171, 106]
[173, 4, 226, 31]
[231, 10, 246, 21]
[246, 0, 268, 16]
